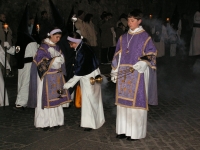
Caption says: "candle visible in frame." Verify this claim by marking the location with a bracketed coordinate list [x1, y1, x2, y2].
[3, 23, 8, 32]
[36, 24, 40, 33]
[166, 17, 170, 22]
[36, 24, 40, 29]
[149, 14, 152, 19]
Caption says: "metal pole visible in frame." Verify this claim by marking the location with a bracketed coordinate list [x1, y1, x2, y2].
[3, 30, 8, 110]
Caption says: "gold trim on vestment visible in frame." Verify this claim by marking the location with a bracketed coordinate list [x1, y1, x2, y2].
[44, 101, 72, 108]
[46, 77, 50, 107]
[115, 68, 145, 109]
[111, 36, 122, 70]
[115, 102, 148, 110]
[39, 47, 48, 53]
[142, 37, 151, 56]
[44, 72, 72, 108]
[39, 57, 56, 80]
[133, 73, 140, 105]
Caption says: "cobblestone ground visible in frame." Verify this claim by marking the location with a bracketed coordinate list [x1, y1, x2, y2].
[0, 56, 200, 150]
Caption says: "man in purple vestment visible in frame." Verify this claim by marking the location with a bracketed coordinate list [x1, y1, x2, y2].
[111, 9, 158, 141]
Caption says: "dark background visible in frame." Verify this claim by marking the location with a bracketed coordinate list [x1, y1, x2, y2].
[0, 0, 199, 43]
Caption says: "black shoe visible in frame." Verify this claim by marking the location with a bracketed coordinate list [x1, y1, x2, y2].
[43, 127, 50, 131]
[54, 126, 60, 130]
[84, 128, 92, 131]
[13, 105, 25, 111]
[126, 136, 137, 141]
[116, 134, 126, 139]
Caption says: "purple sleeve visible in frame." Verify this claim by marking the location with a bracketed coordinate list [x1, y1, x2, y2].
[144, 38, 158, 105]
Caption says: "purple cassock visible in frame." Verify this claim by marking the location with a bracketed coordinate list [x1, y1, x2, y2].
[27, 42, 71, 109]
[111, 29, 158, 110]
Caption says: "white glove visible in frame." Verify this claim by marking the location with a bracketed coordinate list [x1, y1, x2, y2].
[63, 83, 71, 89]
[110, 69, 118, 83]
[4, 42, 10, 48]
[111, 76, 117, 83]
[63, 75, 82, 89]
[133, 61, 148, 73]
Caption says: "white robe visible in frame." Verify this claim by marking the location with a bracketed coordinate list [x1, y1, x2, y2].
[0, 45, 11, 70]
[0, 45, 14, 106]
[15, 42, 38, 107]
[0, 69, 9, 106]
[189, 11, 200, 56]
[66, 69, 105, 129]
[34, 38, 65, 128]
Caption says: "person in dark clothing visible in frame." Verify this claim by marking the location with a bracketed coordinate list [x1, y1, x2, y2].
[39, 11, 52, 41]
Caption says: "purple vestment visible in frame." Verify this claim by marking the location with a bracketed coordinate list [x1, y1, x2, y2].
[28, 42, 71, 109]
[112, 30, 158, 110]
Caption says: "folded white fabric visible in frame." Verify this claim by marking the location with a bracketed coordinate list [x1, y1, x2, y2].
[51, 57, 64, 69]
[133, 61, 148, 73]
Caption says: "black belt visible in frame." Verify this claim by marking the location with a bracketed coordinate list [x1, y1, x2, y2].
[24, 57, 33, 63]
[193, 23, 200, 28]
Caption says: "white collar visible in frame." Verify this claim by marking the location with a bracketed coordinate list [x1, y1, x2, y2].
[44, 38, 55, 45]
[128, 26, 143, 34]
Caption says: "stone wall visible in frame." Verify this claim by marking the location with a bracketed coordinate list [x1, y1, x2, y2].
[0, 0, 199, 43]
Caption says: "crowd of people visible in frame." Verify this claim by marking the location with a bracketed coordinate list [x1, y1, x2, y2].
[0, 3, 200, 142]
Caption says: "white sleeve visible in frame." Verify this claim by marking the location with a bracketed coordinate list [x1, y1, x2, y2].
[7, 46, 15, 55]
[111, 52, 121, 83]
[133, 61, 148, 73]
[63, 75, 82, 89]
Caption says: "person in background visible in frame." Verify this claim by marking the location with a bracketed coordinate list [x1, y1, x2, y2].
[189, 8, 200, 57]
[74, 10, 88, 40]
[115, 22, 125, 42]
[28, 17, 34, 35]
[39, 11, 52, 41]
[100, 12, 115, 64]
[0, 13, 14, 77]
[84, 13, 99, 60]
[152, 20, 168, 57]
[0, 42, 15, 107]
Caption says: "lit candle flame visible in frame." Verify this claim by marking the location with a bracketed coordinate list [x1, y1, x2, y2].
[36, 24, 40, 30]
[149, 14, 152, 19]
[3, 23, 8, 30]
[166, 18, 170, 22]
